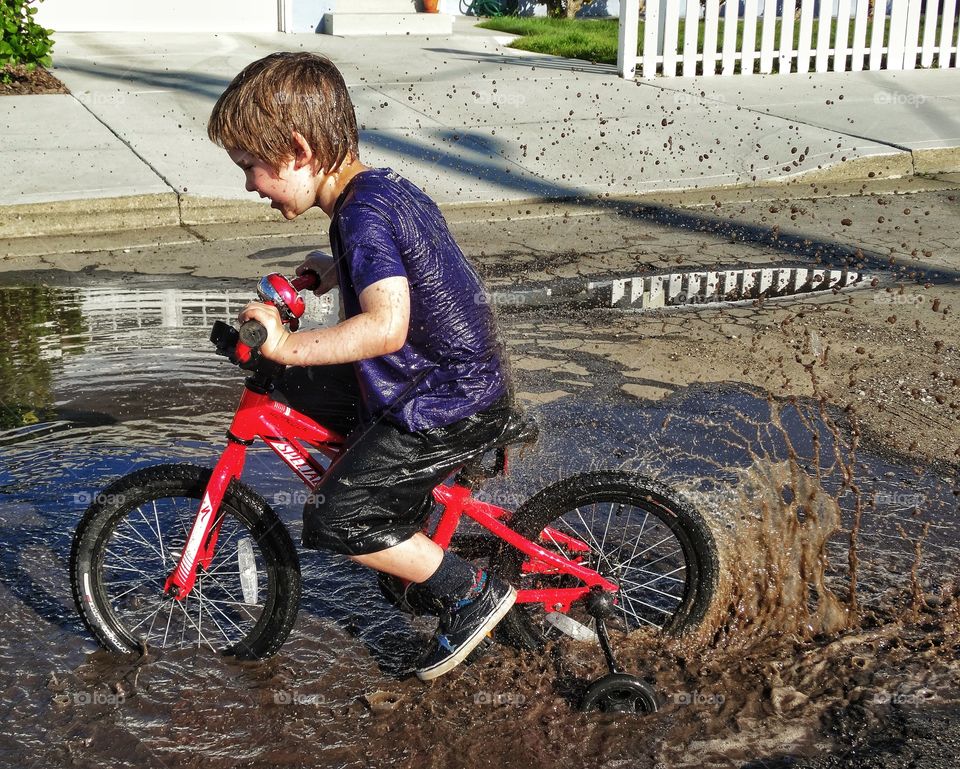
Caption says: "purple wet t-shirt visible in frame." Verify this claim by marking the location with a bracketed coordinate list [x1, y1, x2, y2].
[329, 168, 508, 432]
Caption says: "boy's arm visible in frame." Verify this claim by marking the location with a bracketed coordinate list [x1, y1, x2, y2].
[239, 276, 409, 366]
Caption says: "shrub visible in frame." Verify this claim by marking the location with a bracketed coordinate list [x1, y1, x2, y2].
[0, 0, 54, 83]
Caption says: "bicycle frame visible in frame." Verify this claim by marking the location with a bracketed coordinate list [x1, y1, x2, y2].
[163, 383, 619, 612]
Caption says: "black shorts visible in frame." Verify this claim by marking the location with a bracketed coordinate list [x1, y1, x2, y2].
[272, 365, 511, 556]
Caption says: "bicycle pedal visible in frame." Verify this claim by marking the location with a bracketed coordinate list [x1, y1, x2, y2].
[464, 635, 494, 665]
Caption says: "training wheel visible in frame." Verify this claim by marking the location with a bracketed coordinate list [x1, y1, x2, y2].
[579, 673, 659, 714]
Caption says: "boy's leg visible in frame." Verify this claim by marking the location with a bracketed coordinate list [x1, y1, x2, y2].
[352, 532, 493, 610]
[301, 399, 517, 679]
[351, 531, 443, 582]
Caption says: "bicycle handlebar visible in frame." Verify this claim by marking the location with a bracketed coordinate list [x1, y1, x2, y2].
[228, 269, 321, 365]
[291, 271, 319, 292]
[234, 321, 266, 365]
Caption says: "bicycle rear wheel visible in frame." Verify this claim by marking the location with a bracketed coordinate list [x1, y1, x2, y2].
[70, 464, 301, 659]
[492, 471, 718, 645]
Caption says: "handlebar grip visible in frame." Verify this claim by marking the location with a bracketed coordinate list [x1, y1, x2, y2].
[292, 270, 320, 292]
[239, 320, 268, 348]
[235, 320, 268, 364]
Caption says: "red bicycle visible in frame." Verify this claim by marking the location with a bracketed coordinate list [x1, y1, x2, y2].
[70, 272, 719, 713]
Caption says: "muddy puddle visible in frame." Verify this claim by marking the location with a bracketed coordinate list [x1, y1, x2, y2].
[0, 275, 957, 768]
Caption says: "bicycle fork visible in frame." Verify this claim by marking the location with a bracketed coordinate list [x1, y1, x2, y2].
[162, 441, 248, 600]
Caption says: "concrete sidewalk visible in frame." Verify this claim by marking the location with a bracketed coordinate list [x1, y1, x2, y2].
[2, 16, 960, 238]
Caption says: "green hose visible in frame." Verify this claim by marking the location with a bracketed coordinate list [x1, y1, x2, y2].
[460, 0, 518, 17]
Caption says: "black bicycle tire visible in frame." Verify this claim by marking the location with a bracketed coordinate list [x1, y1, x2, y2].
[579, 673, 660, 714]
[70, 463, 301, 659]
[490, 471, 719, 644]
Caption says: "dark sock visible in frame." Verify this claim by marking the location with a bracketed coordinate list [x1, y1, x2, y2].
[419, 551, 487, 608]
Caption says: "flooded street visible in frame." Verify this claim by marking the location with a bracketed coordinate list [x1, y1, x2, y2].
[1, 188, 959, 768]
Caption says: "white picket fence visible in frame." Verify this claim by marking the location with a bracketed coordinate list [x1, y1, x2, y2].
[618, 0, 960, 78]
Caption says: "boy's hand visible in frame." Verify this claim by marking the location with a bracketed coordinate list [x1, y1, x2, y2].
[238, 301, 290, 361]
[297, 250, 339, 295]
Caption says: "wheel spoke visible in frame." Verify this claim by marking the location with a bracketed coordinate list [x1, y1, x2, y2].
[133, 502, 165, 564]
[629, 548, 683, 573]
[103, 574, 161, 587]
[199, 588, 252, 640]
[624, 595, 674, 616]
[161, 597, 176, 648]
[196, 590, 240, 646]
[201, 597, 260, 621]
[127, 599, 168, 634]
[599, 502, 614, 553]
[198, 571, 247, 606]
[620, 534, 676, 568]
[150, 501, 166, 566]
[618, 577, 682, 601]
[173, 595, 211, 651]
[618, 598, 666, 628]
[564, 512, 620, 576]
[636, 510, 650, 539]
[110, 582, 153, 602]
[631, 563, 686, 587]
[121, 516, 165, 563]
[103, 548, 165, 591]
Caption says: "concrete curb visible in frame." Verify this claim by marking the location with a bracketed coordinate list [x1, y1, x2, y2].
[2, 148, 960, 241]
[912, 147, 960, 175]
[1, 194, 180, 239]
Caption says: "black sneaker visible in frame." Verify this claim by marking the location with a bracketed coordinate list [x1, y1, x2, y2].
[416, 573, 517, 682]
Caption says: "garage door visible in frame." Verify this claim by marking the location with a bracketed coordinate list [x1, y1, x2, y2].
[35, 0, 281, 33]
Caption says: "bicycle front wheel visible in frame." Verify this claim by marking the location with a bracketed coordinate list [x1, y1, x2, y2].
[492, 471, 718, 643]
[70, 464, 301, 659]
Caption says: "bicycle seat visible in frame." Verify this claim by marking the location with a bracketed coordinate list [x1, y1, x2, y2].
[456, 409, 539, 485]
[493, 409, 540, 449]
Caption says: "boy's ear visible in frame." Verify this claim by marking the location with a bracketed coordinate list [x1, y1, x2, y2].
[290, 131, 316, 170]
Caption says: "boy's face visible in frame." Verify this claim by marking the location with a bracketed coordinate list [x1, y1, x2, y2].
[228, 149, 318, 220]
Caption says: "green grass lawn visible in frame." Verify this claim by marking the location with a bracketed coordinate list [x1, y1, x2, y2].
[478, 15, 944, 69]
[478, 17, 620, 63]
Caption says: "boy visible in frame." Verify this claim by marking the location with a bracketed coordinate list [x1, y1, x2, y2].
[208, 51, 517, 681]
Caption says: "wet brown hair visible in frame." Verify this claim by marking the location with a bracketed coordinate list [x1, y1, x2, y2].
[208, 51, 359, 172]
